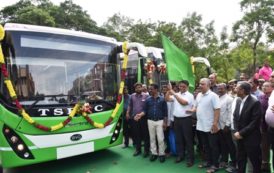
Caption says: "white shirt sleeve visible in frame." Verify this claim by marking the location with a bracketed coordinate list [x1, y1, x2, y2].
[225, 96, 233, 127]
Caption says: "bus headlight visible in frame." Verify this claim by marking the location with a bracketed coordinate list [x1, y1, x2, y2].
[109, 116, 122, 144]
[11, 136, 18, 143]
[3, 125, 35, 159]
[17, 144, 24, 151]
[24, 152, 30, 158]
[4, 128, 10, 134]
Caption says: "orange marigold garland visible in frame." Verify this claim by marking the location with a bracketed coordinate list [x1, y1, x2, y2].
[144, 59, 155, 84]
[157, 62, 166, 74]
[144, 59, 155, 73]
[80, 102, 104, 129]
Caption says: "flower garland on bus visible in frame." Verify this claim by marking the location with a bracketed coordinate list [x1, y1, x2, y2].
[0, 24, 128, 131]
[144, 59, 155, 84]
[157, 62, 166, 74]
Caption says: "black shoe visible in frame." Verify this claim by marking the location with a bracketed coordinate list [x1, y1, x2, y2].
[133, 151, 141, 157]
[226, 166, 237, 173]
[175, 157, 184, 163]
[198, 162, 211, 168]
[186, 162, 194, 167]
[150, 155, 157, 162]
[261, 163, 270, 172]
[159, 156, 165, 163]
[143, 152, 149, 158]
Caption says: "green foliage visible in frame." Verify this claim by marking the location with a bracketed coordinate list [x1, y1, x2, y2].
[127, 20, 156, 45]
[15, 7, 55, 26]
[230, 43, 254, 77]
[178, 12, 204, 56]
[0, 0, 33, 23]
[102, 13, 133, 41]
[208, 26, 236, 82]
[231, 0, 274, 72]
[0, 0, 98, 33]
[1, 0, 274, 83]
[52, 0, 98, 32]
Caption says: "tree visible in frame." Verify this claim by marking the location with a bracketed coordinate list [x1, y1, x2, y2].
[54, 0, 98, 33]
[202, 21, 219, 58]
[200, 21, 220, 79]
[14, 6, 55, 26]
[230, 42, 254, 76]
[145, 21, 182, 48]
[178, 12, 219, 81]
[178, 12, 205, 56]
[127, 20, 156, 45]
[0, 0, 33, 23]
[231, 0, 274, 72]
[0, 0, 99, 33]
[212, 27, 236, 82]
[102, 13, 134, 41]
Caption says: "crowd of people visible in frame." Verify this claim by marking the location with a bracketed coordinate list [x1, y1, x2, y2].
[121, 60, 274, 173]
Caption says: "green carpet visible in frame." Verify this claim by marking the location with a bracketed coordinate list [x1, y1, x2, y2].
[5, 145, 232, 173]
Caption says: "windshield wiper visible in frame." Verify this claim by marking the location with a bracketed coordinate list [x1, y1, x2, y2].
[25, 96, 45, 111]
[24, 94, 76, 110]
[90, 100, 115, 107]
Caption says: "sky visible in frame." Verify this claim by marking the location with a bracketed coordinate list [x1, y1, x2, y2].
[0, 0, 243, 35]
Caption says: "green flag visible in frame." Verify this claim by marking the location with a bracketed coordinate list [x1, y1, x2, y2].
[161, 34, 195, 92]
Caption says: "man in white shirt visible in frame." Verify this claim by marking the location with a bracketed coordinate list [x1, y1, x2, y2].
[217, 83, 236, 170]
[165, 80, 195, 167]
[191, 78, 221, 173]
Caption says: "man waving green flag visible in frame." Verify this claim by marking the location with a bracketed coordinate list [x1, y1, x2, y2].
[161, 34, 195, 92]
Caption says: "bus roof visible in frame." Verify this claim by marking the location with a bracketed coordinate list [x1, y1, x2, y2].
[146, 47, 164, 59]
[4, 23, 117, 44]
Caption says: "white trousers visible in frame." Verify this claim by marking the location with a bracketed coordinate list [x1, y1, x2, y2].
[147, 119, 165, 156]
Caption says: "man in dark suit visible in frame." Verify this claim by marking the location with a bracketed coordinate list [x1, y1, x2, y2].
[233, 82, 262, 173]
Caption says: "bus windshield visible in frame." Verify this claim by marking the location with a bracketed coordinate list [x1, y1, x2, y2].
[1, 31, 119, 107]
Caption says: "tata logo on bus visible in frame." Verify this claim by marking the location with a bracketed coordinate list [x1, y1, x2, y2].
[37, 105, 104, 116]
[70, 134, 82, 141]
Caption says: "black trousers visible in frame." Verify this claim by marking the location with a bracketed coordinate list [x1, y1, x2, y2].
[174, 116, 194, 162]
[164, 126, 170, 153]
[131, 117, 150, 153]
[195, 129, 205, 160]
[219, 129, 237, 165]
[200, 131, 220, 167]
[237, 141, 261, 173]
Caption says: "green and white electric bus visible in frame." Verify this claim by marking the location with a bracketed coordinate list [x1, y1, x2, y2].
[0, 23, 146, 168]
